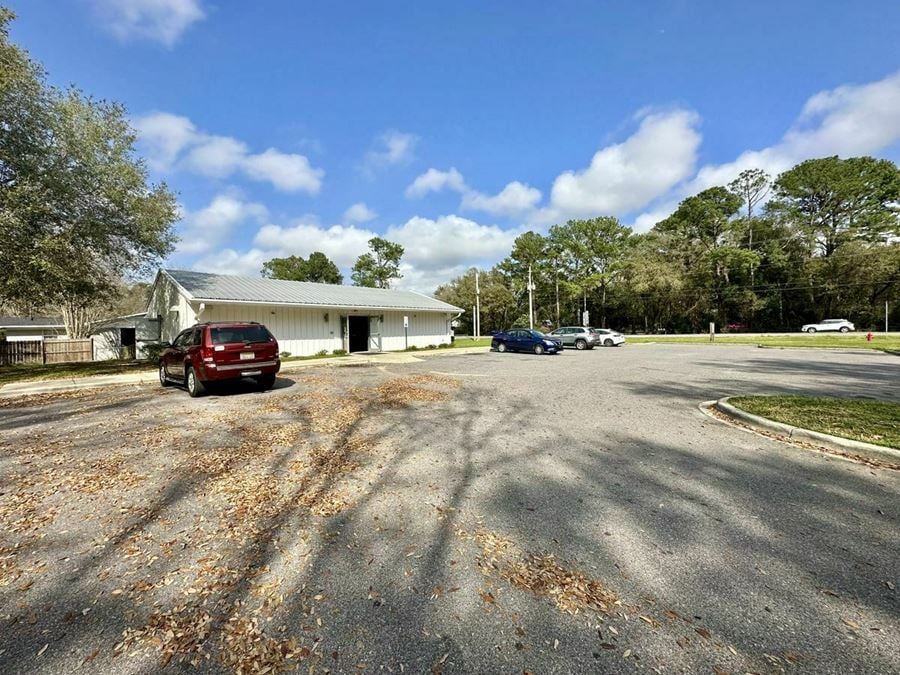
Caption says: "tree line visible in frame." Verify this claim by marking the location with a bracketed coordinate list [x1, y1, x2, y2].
[435, 159, 900, 334]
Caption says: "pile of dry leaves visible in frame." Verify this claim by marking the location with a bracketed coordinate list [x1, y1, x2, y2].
[473, 528, 619, 616]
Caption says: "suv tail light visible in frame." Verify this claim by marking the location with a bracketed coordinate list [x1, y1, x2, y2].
[201, 343, 215, 363]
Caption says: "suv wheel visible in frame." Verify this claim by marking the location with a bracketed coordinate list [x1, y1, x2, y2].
[159, 364, 171, 387]
[256, 373, 276, 391]
[533, 343, 545, 355]
[806, 327, 817, 333]
[575, 339, 587, 350]
[186, 366, 206, 398]
[839, 326, 849, 333]
[497, 342, 507, 353]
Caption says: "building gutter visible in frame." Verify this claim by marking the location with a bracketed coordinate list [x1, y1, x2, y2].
[186, 297, 461, 314]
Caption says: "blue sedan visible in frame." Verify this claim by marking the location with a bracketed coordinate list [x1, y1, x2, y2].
[491, 329, 563, 355]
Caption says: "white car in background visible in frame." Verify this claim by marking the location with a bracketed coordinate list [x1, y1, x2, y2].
[590, 328, 626, 346]
[801, 319, 855, 333]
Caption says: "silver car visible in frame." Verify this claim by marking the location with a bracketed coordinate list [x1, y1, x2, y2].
[548, 326, 599, 350]
[801, 318, 854, 333]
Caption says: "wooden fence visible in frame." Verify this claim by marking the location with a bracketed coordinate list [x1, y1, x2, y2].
[0, 339, 93, 366]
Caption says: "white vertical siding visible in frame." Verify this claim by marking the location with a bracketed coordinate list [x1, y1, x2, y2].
[145, 272, 455, 356]
[199, 304, 452, 356]
[92, 328, 121, 360]
[147, 274, 196, 341]
[380, 311, 452, 351]
[201, 304, 343, 356]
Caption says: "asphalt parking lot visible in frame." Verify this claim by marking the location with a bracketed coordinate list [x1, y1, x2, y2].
[1, 344, 898, 674]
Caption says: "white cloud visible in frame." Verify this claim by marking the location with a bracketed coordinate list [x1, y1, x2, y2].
[387, 215, 521, 270]
[343, 202, 377, 224]
[393, 262, 474, 296]
[363, 130, 418, 175]
[192, 248, 271, 277]
[185, 211, 520, 293]
[241, 149, 324, 193]
[182, 136, 247, 178]
[543, 108, 702, 221]
[133, 112, 196, 171]
[405, 168, 467, 198]
[631, 70, 900, 230]
[91, 0, 205, 46]
[461, 181, 542, 217]
[253, 222, 376, 269]
[690, 70, 900, 192]
[133, 112, 324, 193]
[177, 193, 268, 254]
[406, 169, 541, 219]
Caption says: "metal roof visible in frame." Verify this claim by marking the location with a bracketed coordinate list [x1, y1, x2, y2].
[163, 269, 463, 313]
[0, 316, 65, 328]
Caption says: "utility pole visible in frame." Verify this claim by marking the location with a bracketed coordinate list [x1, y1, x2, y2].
[527, 265, 535, 330]
[554, 267, 560, 328]
[887, 300, 890, 333]
[474, 269, 481, 339]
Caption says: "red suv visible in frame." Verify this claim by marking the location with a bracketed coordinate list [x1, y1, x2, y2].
[159, 322, 281, 397]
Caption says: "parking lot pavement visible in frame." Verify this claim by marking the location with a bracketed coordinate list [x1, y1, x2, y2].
[1, 345, 897, 674]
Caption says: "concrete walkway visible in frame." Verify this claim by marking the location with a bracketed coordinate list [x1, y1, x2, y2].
[0, 346, 489, 398]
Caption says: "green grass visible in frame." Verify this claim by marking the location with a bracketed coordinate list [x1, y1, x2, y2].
[629, 334, 900, 352]
[447, 337, 493, 349]
[0, 360, 155, 386]
[729, 395, 900, 448]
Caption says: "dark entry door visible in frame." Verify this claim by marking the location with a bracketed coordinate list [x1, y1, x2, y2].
[348, 315, 369, 353]
[120, 327, 136, 359]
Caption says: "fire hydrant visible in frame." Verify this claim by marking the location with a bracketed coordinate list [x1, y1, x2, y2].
[866, 332, 874, 342]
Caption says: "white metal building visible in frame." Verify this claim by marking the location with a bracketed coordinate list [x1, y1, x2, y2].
[91, 313, 161, 360]
[146, 269, 463, 356]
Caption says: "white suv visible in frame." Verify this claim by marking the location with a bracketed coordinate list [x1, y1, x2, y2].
[801, 319, 854, 333]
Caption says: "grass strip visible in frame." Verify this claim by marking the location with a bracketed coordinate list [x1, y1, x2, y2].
[729, 395, 900, 448]
[628, 334, 900, 352]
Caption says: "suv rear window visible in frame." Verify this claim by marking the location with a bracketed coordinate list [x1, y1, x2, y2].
[209, 325, 272, 345]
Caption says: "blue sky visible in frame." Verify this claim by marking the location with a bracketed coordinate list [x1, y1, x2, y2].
[9, 0, 900, 291]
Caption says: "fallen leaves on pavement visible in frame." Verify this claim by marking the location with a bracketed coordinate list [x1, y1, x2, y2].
[472, 527, 619, 616]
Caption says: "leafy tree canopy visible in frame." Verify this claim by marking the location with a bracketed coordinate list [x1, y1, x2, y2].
[351, 237, 404, 288]
[261, 252, 343, 284]
[0, 10, 178, 337]
[768, 156, 900, 256]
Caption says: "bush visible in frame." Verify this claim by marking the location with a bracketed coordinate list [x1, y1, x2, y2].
[143, 343, 166, 363]
[316, 349, 328, 357]
[437, 343, 450, 349]
[406, 345, 419, 351]
[332, 349, 347, 356]
[280, 351, 292, 358]
[426, 344, 437, 350]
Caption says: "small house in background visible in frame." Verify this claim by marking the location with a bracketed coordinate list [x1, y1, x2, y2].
[145, 269, 463, 356]
[0, 316, 66, 341]
[91, 313, 161, 360]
